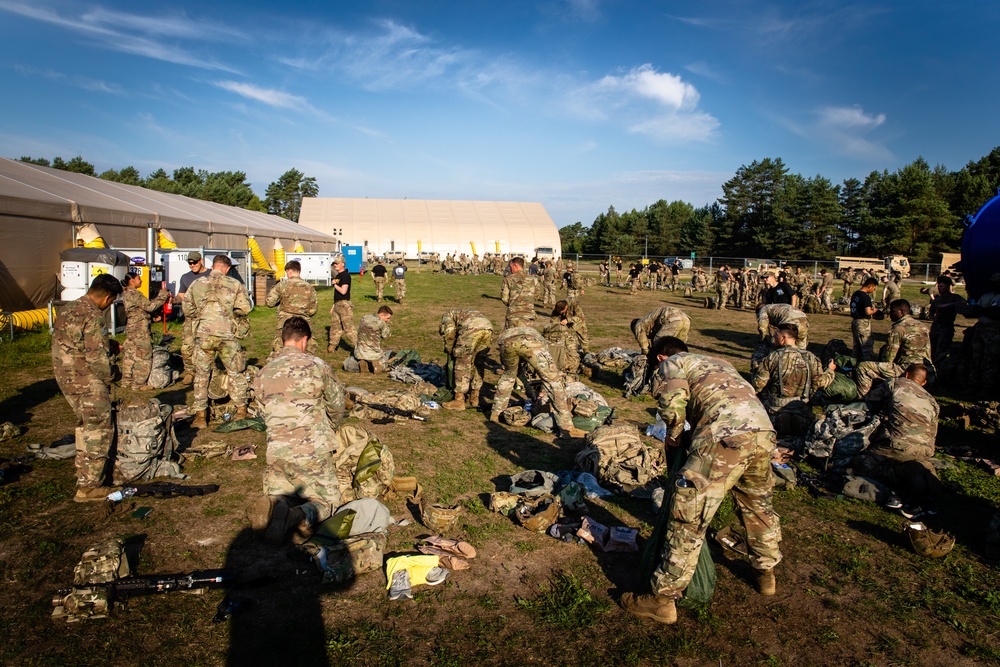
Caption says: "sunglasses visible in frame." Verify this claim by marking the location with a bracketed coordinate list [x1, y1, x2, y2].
[188, 260, 200, 265]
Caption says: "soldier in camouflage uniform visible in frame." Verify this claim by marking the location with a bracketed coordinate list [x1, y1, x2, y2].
[543, 300, 588, 378]
[176, 251, 211, 384]
[751, 323, 836, 436]
[489, 326, 586, 439]
[631, 306, 692, 354]
[756, 303, 809, 351]
[353, 306, 393, 373]
[265, 260, 318, 359]
[370, 258, 389, 302]
[565, 262, 584, 300]
[814, 269, 835, 314]
[693, 267, 708, 293]
[121, 270, 170, 389]
[629, 263, 642, 294]
[880, 274, 901, 310]
[622, 337, 781, 624]
[840, 267, 856, 298]
[852, 364, 943, 510]
[501, 257, 537, 329]
[52, 274, 123, 501]
[855, 300, 935, 395]
[849, 278, 881, 362]
[254, 317, 347, 544]
[391, 259, 407, 304]
[542, 261, 559, 307]
[440, 309, 494, 410]
[714, 266, 732, 309]
[186, 255, 252, 429]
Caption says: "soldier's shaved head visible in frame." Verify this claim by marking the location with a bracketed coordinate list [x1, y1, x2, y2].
[649, 335, 688, 361]
[88, 273, 124, 299]
[509, 257, 525, 269]
[776, 323, 799, 341]
[905, 363, 929, 385]
[212, 255, 232, 269]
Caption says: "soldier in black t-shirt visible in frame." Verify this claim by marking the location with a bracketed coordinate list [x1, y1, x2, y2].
[328, 258, 357, 352]
[371, 259, 389, 302]
[850, 278, 881, 361]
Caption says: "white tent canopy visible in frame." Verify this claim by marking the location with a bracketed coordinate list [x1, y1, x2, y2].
[0, 158, 339, 310]
[299, 198, 562, 259]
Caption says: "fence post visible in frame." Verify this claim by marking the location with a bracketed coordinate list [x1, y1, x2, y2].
[925, 264, 930, 281]
[709, 257, 714, 271]
[814, 261, 818, 275]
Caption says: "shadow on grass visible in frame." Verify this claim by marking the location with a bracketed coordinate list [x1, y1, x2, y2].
[0, 379, 61, 425]
[691, 328, 758, 356]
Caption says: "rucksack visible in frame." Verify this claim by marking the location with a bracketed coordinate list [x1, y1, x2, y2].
[623, 355, 650, 398]
[114, 399, 186, 484]
[147, 345, 176, 389]
[332, 424, 396, 503]
[574, 424, 665, 492]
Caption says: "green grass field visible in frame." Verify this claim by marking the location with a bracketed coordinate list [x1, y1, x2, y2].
[0, 269, 996, 667]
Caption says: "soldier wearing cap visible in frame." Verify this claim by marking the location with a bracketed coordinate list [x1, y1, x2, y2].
[52, 273, 124, 502]
[176, 251, 211, 384]
[264, 260, 318, 360]
[328, 256, 358, 353]
[121, 270, 171, 389]
[371, 258, 389, 302]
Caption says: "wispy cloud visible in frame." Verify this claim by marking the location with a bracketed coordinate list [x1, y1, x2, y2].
[564, 0, 602, 22]
[782, 104, 892, 162]
[0, 0, 239, 72]
[13, 63, 125, 95]
[213, 81, 308, 110]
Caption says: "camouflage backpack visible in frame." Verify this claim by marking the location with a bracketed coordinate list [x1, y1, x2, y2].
[114, 399, 185, 484]
[574, 423, 665, 493]
[351, 389, 429, 420]
[332, 424, 396, 503]
[147, 345, 175, 389]
[622, 355, 651, 398]
[53, 539, 131, 622]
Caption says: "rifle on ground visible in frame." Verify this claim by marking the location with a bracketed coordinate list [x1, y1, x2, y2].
[103, 570, 229, 597]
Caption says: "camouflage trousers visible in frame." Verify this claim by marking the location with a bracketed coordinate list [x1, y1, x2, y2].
[670, 275, 679, 291]
[852, 451, 943, 505]
[393, 279, 406, 301]
[649, 273, 658, 291]
[58, 378, 113, 487]
[715, 283, 730, 309]
[504, 308, 535, 331]
[121, 332, 153, 388]
[630, 277, 640, 294]
[451, 330, 493, 395]
[653, 320, 691, 345]
[543, 281, 557, 306]
[966, 322, 1000, 392]
[492, 335, 573, 431]
[374, 277, 386, 302]
[929, 322, 954, 367]
[652, 430, 782, 597]
[181, 317, 196, 371]
[820, 288, 834, 313]
[263, 457, 341, 520]
[567, 287, 581, 300]
[192, 337, 247, 411]
[329, 301, 358, 352]
[853, 361, 904, 396]
[852, 318, 876, 361]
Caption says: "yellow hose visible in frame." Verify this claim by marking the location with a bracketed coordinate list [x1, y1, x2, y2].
[248, 236, 273, 272]
[7, 309, 51, 331]
[157, 229, 178, 249]
[293, 242, 305, 252]
[470, 241, 477, 255]
[77, 223, 106, 248]
[273, 239, 286, 278]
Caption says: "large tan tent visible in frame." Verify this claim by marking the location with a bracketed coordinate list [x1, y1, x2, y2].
[299, 198, 562, 260]
[0, 158, 339, 311]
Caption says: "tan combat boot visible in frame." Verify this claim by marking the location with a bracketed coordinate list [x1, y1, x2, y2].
[74, 486, 109, 503]
[191, 410, 208, 429]
[442, 393, 466, 410]
[234, 405, 248, 421]
[560, 426, 588, 439]
[621, 593, 677, 624]
[182, 372, 194, 385]
[468, 390, 480, 407]
[755, 569, 776, 596]
[488, 413, 501, 424]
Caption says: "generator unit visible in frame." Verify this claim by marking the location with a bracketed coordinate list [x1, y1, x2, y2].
[59, 248, 130, 301]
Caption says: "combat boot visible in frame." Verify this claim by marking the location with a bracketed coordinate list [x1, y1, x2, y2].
[234, 405, 248, 421]
[468, 390, 480, 407]
[265, 500, 307, 546]
[559, 427, 588, 439]
[621, 593, 677, 624]
[249, 496, 276, 531]
[442, 393, 466, 410]
[191, 410, 208, 429]
[488, 413, 501, 424]
[74, 486, 109, 503]
[182, 372, 194, 385]
[755, 569, 776, 596]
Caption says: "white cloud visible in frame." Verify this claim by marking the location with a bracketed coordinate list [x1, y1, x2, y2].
[818, 105, 886, 129]
[213, 81, 309, 110]
[598, 64, 699, 111]
[780, 104, 892, 162]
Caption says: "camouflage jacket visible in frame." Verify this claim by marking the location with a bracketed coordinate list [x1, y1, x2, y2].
[757, 304, 807, 339]
[543, 265, 558, 284]
[355, 314, 390, 361]
[265, 276, 318, 325]
[652, 352, 773, 444]
[254, 347, 346, 465]
[439, 309, 493, 353]
[634, 306, 690, 354]
[501, 271, 536, 316]
[123, 286, 169, 337]
[52, 296, 112, 388]
[750, 345, 834, 411]
[880, 315, 932, 367]
[867, 376, 938, 461]
[186, 270, 252, 340]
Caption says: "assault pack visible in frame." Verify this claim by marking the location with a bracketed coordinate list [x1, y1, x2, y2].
[574, 423, 666, 493]
[114, 399, 186, 484]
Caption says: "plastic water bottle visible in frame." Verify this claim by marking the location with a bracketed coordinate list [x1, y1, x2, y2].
[223, 413, 232, 422]
[107, 487, 138, 503]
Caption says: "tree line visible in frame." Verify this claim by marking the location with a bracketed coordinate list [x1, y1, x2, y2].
[560, 148, 1000, 262]
[17, 156, 318, 223]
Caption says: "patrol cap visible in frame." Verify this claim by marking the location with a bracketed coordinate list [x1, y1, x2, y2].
[187, 251, 202, 262]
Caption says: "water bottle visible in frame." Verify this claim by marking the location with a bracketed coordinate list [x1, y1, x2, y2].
[107, 487, 138, 503]
[223, 412, 232, 422]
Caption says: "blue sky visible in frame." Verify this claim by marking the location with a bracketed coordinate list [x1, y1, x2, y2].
[1, 0, 997, 227]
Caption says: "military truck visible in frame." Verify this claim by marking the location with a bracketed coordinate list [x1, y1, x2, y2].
[834, 255, 910, 279]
